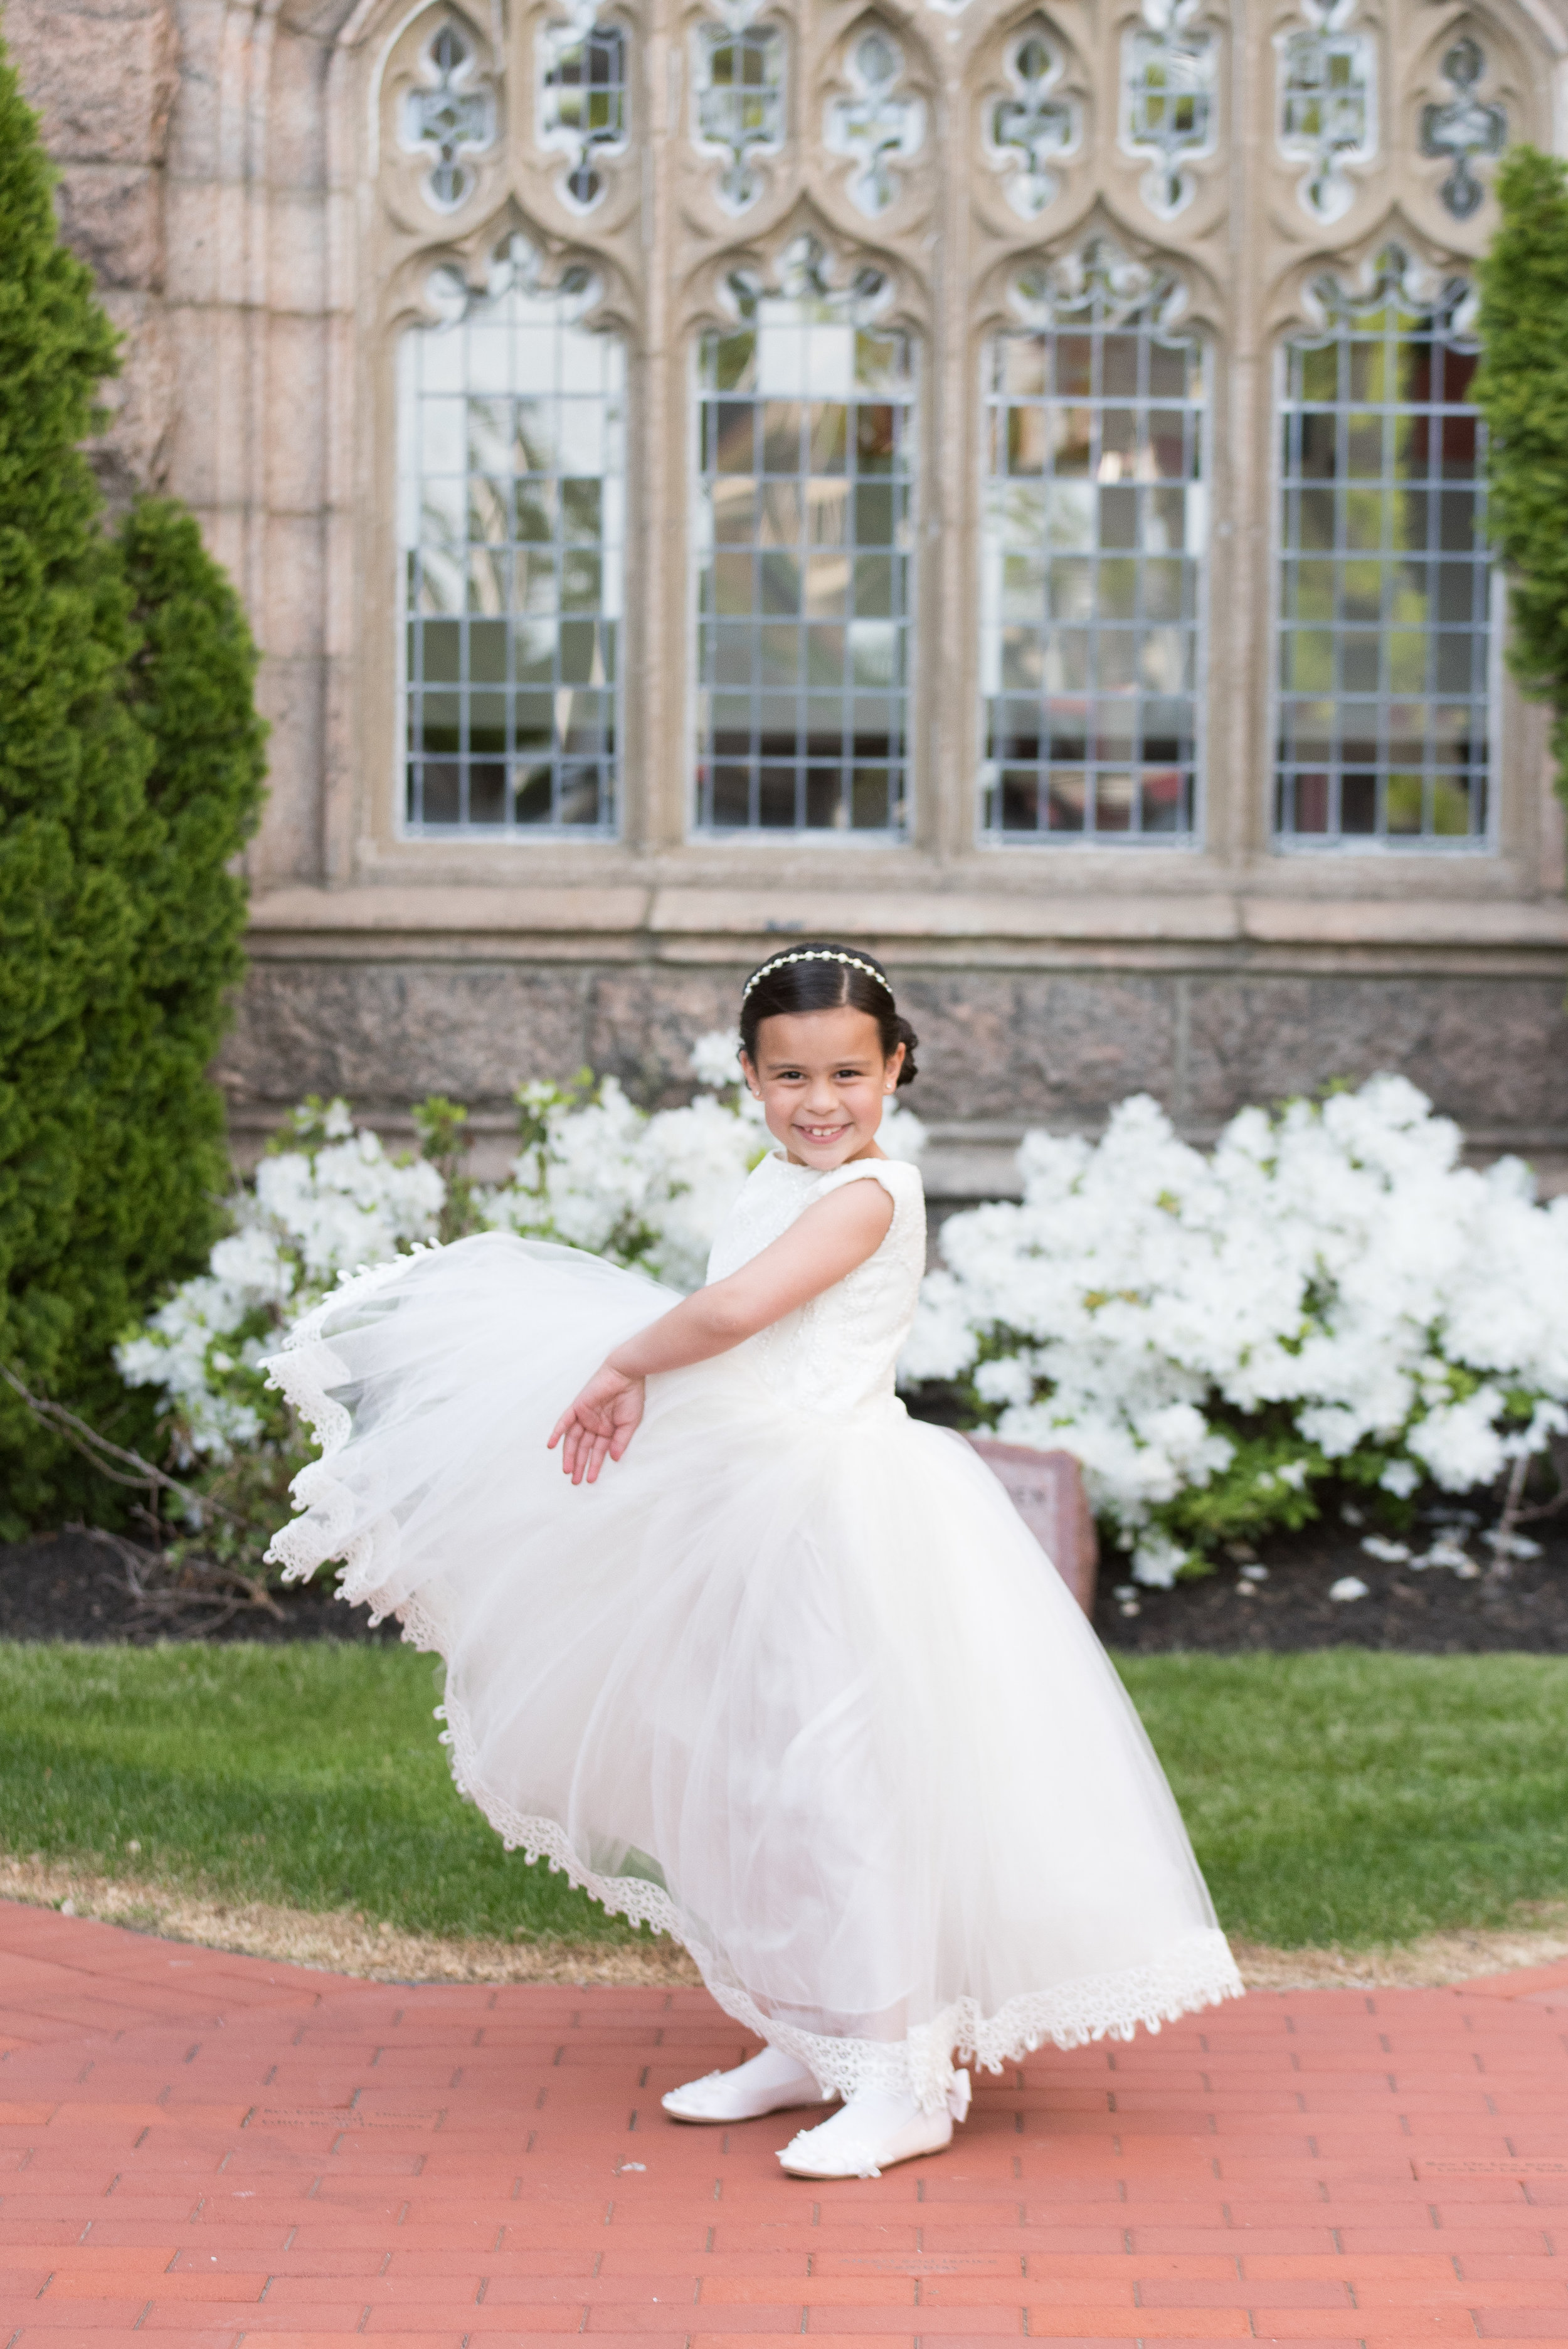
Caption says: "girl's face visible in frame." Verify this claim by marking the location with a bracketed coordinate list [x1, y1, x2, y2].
[741, 1006, 905, 1170]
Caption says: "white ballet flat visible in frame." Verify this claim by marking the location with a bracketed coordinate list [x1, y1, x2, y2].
[662, 2059, 830, 2125]
[777, 2069, 970, 2180]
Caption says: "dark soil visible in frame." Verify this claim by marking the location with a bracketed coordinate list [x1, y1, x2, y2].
[1091, 1506, 1568, 1655]
[0, 1529, 398, 1646]
[6, 1505, 1568, 1654]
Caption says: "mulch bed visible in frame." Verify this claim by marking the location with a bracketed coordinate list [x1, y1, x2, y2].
[5, 1507, 1567, 1653]
[0, 1529, 398, 1646]
[1093, 1505, 1568, 1654]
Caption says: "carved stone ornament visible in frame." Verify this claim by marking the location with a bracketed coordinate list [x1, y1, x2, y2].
[1419, 35, 1506, 220]
[401, 21, 497, 213]
[692, 4, 787, 214]
[1276, 0, 1375, 223]
[1010, 232, 1187, 334]
[989, 24, 1079, 218]
[824, 27, 926, 217]
[728, 228, 895, 324]
[1299, 238, 1476, 341]
[1120, 0, 1217, 219]
[538, 1, 628, 211]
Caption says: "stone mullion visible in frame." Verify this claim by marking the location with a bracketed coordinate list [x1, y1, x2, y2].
[924, 49, 970, 865]
[1217, 1, 1267, 874]
[321, 29, 360, 889]
[631, 1, 680, 854]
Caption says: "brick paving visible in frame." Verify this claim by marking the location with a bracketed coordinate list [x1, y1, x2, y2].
[1, 1901, 1565, 2348]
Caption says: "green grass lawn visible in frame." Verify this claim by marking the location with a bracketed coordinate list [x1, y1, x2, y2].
[2, 1641, 1566, 1950]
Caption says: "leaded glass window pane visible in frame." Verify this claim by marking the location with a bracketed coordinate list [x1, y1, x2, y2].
[694, 19, 786, 211]
[980, 251, 1206, 842]
[540, 16, 628, 208]
[400, 242, 624, 835]
[694, 240, 915, 837]
[1274, 252, 1491, 848]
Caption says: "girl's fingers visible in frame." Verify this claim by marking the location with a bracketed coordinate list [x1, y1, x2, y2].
[549, 1395, 633, 1483]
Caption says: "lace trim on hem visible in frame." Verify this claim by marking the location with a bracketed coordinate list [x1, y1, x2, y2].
[386, 1587, 1244, 2115]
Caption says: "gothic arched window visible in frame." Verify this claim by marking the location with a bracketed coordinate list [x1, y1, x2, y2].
[1273, 248, 1492, 847]
[693, 238, 917, 835]
[980, 244, 1208, 840]
[399, 238, 625, 834]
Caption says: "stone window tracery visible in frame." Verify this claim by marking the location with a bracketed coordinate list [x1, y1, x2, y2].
[539, 4, 628, 209]
[1274, 248, 1491, 849]
[694, 238, 916, 837]
[823, 29, 926, 218]
[980, 243, 1207, 844]
[401, 21, 496, 213]
[693, 7, 787, 215]
[1276, 0, 1375, 223]
[400, 238, 625, 836]
[1419, 36, 1506, 221]
[1120, 0, 1217, 219]
[988, 26, 1078, 219]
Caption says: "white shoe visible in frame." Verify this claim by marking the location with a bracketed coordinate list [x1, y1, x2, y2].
[777, 2069, 970, 2180]
[662, 2043, 830, 2124]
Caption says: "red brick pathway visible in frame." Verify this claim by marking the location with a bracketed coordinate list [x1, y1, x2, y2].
[1, 1901, 1565, 2348]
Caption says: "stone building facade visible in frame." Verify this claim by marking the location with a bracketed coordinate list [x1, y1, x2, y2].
[9, 0, 1568, 1196]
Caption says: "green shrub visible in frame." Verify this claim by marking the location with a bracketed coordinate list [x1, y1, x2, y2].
[0, 42, 265, 1531]
[1473, 146, 1568, 802]
[105, 497, 268, 1341]
[0, 39, 148, 1525]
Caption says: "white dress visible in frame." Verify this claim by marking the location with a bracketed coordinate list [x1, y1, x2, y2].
[265, 1150, 1241, 2109]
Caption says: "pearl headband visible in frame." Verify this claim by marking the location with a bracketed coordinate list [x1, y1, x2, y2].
[741, 950, 894, 1002]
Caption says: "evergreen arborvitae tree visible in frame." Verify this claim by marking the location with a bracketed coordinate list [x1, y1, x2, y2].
[0, 41, 151, 1527]
[102, 498, 267, 1352]
[1473, 147, 1568, 802]
[0, 41, 267, 1532]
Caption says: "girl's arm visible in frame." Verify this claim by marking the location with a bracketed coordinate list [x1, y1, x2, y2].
[548, 1177, 895, 1483]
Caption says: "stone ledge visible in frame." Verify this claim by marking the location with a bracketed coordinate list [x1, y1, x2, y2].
[248, 884, 654, 933]
[1242, 898, 1568, 947]
[246, 882, 1568, 955]
[646, 886, 1242, 941]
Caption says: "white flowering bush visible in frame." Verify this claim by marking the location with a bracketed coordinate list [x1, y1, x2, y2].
[899, 1074, 1568, 1585]
[483, 1068, 766, 1293]
[115, 1100, 446, 1466]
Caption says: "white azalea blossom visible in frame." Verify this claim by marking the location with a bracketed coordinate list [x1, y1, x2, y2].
[116, 1123, 445, 1464]
[898, 1074, 1568, 1583]
[689, 1029, 744, 1090]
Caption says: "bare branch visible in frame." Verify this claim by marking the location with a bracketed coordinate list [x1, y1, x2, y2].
[75, 1525, 286, 1633]
[0, 1364, 241, 1526]
[1488, 1451, 1532, 1582]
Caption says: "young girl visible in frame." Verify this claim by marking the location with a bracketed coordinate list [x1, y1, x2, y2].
[265, 944, 1241, 2182]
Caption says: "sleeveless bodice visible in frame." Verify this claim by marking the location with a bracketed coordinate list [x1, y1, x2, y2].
[704, 1153, 926, 1416]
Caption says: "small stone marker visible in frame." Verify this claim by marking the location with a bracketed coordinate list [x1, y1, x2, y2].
[965, 1436, 1098, 1617]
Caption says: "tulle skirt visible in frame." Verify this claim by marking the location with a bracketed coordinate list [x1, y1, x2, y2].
[265, 1232, 1241, 2108]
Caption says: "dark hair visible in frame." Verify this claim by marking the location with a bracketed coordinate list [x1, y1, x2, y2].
[738, 941, 919, 1088]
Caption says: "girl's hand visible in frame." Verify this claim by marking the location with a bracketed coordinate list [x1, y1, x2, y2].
[547, 1362, 646, 1486]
